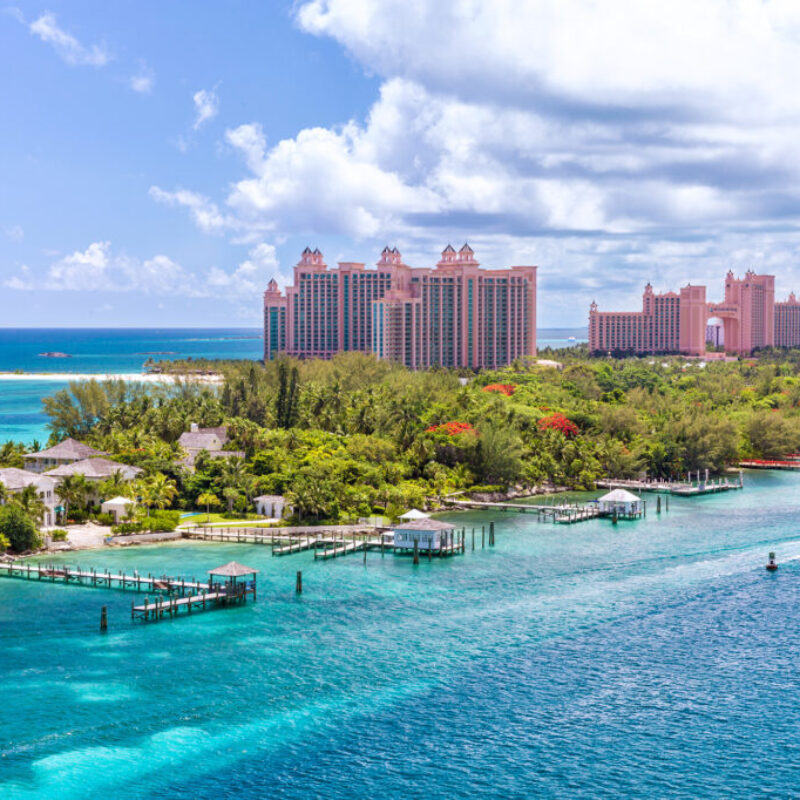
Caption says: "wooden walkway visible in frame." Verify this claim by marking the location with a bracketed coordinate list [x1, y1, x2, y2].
[444, 499, 605, 524]
[739, 459, 800, 471]
[130, 588, 252, 622]
[0, 561, 211, 595]
[596, 477, 743, 496]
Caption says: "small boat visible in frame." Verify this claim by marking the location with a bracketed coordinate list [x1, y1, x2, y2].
[766, 551, 778, 571]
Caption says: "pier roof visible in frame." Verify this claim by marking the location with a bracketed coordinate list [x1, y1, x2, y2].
[598, 489, 641, 503]
[393, 518, 456, 531]
[208, 561, 259, 577]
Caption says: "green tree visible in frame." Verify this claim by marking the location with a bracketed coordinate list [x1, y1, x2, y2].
[55, 474, 89, 522]
[12, 485, 47, 527]
[0, 505, 40, 552]
[196, 491, 221, 522]
[140, 473, 178, 516]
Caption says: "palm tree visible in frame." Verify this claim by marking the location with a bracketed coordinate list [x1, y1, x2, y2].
[98, 469, 127, 501]
[140, 473, 178, 516]
[196, 491, 220, 522]
[12, 485, 47, 527]
[55, 474, 88, 523]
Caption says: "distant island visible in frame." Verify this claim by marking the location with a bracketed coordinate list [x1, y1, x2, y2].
[37, 352, 72, 358]
[136, 351, 178, 355]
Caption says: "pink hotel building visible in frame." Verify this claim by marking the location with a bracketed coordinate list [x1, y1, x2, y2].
[590, 271, 800, 356]
[263, 245, 537, 369]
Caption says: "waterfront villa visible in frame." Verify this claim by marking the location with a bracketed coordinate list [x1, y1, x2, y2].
[24, 438, 106, 474]
[178, 423, 244, 468]
[597, 489, 643, 518]
[0, 468, 58, 526]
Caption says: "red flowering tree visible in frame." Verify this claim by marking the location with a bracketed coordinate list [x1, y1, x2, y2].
[482, 383, 517, 397]
[426, 421, 478, 436]
[537, 413, 579, 438]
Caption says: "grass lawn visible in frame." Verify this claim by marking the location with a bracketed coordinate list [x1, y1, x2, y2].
[180, 512, 266, 526]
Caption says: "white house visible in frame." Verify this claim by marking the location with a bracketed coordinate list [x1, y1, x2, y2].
[392, 518, 457, 551]
[253, 495, 288, 519]
[177, 424, 244, 468]
[0, 468, 58, 527]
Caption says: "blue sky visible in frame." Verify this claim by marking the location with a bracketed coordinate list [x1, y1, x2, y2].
[4, 0, 800, 327]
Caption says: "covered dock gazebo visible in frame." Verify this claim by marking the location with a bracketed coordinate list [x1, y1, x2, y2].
[596, 489, 644, 519]
[208, 561, 259, 602]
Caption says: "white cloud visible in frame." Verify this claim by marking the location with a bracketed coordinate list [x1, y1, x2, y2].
[29, 12, 111, 67]
[3, 224, 24, 242]
[148, 186, 233, 234]
[147, 0, 800, 323]
[192, 88, 219, 130]
[3, 241, 281, 301]
[129, 64, 155, 94]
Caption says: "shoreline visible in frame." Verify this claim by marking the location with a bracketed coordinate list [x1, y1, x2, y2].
[0, 371, 222, 384]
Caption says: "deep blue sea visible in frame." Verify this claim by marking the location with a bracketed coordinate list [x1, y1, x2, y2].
[0, 328, 587, 444]
[1, 471, 799, 798]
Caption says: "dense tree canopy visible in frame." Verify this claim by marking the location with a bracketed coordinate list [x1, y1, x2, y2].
[7, 348, 800, 526]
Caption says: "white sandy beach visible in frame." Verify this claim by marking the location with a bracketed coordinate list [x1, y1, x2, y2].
[0, 371, 223, 383]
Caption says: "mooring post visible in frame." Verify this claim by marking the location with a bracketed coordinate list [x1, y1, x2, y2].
[296, 570, 303, 594]
[413, 538, 419, 565]
[100, 605, 108, 633]
[612, 509, 618, 525]
[657, 496, 661, 514]
[482, 526, 485, 549]
[472, 528, 475, 551]
[363, 541, 367, 564]
[490, 521, 495, 546]
[666, 495, 670, 512]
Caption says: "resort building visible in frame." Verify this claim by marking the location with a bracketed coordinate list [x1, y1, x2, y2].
[590, 271, 786, 356]
[24, 438, 106, 474]
[775, 292, 800, 348]
[0, 468, 58, 527]
[264, 244, 537, 369]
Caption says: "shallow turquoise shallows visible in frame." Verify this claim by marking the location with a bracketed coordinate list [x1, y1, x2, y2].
[2, 472, 798, 798]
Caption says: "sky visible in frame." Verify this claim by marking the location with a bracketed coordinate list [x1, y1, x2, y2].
[4, 0, 800, 327]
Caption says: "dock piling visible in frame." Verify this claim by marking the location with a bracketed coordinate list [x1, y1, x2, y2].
[100, 605, 108, 633]
[296, 570, 303, 594]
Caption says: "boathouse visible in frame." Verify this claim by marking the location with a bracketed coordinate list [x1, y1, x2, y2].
[392, 518, 456, 552]
[208, 561, 258, 598]
[100, 495, 135, 523]
[597, 489, 643, 518]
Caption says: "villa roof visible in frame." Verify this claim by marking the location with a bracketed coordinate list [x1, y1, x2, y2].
[393, 518, 456, 531]
[598, 489, 641, 503]
[178, 432, 222, 451]
[26, 438, 106, 461]
[208, 561, 259, 577]
[0, 467, 55, 491]
[254, 494, 286, 502]
[45, 458, 142, 479]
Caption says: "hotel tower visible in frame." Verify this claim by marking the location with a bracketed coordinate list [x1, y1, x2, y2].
[264, 244, 537, 369]
[590, 270, 800, 356]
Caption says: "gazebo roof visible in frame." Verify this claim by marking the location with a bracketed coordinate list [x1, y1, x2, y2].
[27, 438, 106, 461]
[393, 518, 456, 531]
[399, 508, 429, 520]
[208, 561, 259, 577]
[598, 489, 641, 503]
[101, 495, 134, 506]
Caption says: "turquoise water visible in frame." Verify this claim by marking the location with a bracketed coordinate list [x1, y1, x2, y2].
[1, 471, 799, 798]
[0, 328, 587, 444]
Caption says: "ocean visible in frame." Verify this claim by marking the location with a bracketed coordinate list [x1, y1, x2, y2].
[1, 470, 798, 798]
[0, 328, 587, 444]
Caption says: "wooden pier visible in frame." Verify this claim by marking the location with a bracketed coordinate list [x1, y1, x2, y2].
[0, 561, 212, 596]
[739, 459, 800, 471]
[596, 471, 743, 496]
[443, 498, 605, 523]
